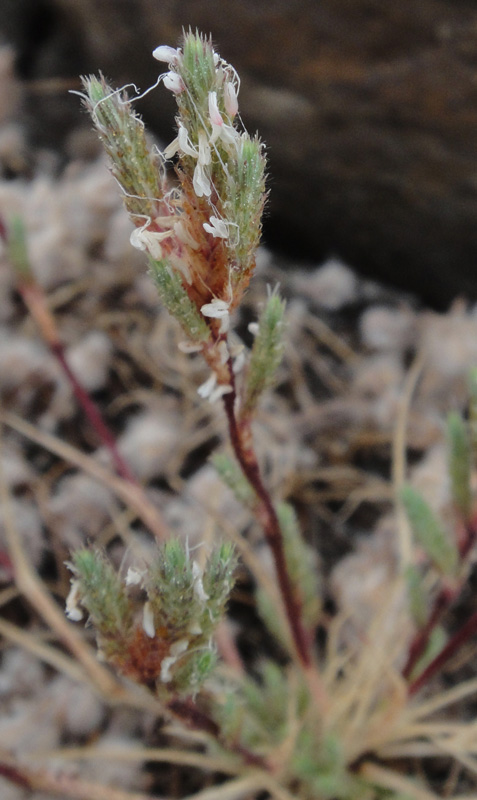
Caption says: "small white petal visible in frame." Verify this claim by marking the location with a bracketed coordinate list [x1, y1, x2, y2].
[217, 123, 240, 146]
[130, 227, 147, 252]
[209, 384, 233, 403]
[125, 567, 143, 586]
[233, 349, 246, 374]
[198, 131, 211, 166]
[152, 45, 180, 63]
[201, 299, 230, 318]
[163, 71, 185, 94]
[218, 340, 229, 364]
[160, 639, 189, 683]
[163, 136, 179, 159]
[210, 122, 239, 147]
[218, 313, 230, 334]
[142, 234, 164, 260]
[203, 215, 229, 239]
[130, 227, 172, 260]
[65, 580, 83, 622]
[160, 656, 175, 683]
[66, 607, 83, 622]
[248, 322, 260, 336]
[208, 91, 223, 127]
[193, 162, 211, 197]
[197, 372, 217, 398]
[178, 124, 197, 158]
[171, 638, 189, 656]
[192, 561, 210, 602]
[142, 601, 155, 638]
[188, 621, 203, 635]
[224, 82, 239, 118]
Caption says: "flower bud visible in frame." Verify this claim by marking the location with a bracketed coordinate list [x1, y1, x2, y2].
[152, 45, 180, 63]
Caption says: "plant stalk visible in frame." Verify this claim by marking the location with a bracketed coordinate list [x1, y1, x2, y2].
[409, 608, 477, 695]
[18, 282, 136, 484]
[222, 362, 312, 669]
[403, 589, 452, 680]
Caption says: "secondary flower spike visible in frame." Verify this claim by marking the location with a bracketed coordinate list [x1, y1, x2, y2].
[81, 31, 266, 391]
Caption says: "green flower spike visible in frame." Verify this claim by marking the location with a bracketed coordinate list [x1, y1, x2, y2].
[67, 540, 236, 697]
[81, 31, 267, 395]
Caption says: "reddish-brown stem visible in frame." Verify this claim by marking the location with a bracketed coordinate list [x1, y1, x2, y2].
[167, 697, 220, 736]
[167, 698, 267, 768]
[0, 752, 161, 800]
[406, 509, 477, 693]
[460, 510, 477, 560]
[404, 509, 477, 684]
[403, 589, 453, 680]
[409, 608, 477, 696]
[50, 341, 136, 483]
[0, 762, 32, 789]
[18, 283, 136, 484]
[222, 362, 312, 668]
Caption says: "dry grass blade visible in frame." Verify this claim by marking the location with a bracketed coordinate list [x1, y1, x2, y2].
[37, 745, 244, 776]
[0, 585, 19, 607]
[0, 614, 171, 718]
[359, 762, 441, 800]
[0, 409, 170, 542]
[181, 772, 299, 800]
[182, 776, 268, 800]
[0, 616, 87, 684]
[0, 748, 163, 800]
[0, 420, 123, 699]
[403, 677, 477, 721]
[304, 314, 358, 364]
[323, 582, 409, 760]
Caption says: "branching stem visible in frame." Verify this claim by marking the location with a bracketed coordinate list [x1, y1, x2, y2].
[409, 608, 477, 696]
[222, 360, 312, 669]
[404, 513, 477, 687]
[403, 589, 453, 680]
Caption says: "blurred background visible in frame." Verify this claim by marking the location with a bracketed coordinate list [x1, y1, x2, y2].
[1, 0, 477, 307]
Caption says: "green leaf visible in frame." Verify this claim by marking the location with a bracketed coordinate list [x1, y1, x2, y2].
[293, 730, 356, 800]
[255, 586, 292, 652]
[277, 502, 321, 628]
[224, 134, 267, 274]
[400, 485, 459, 576]
[149, 258, 212, 345]
[408, 625, 447, 682]
[404, 564, 428, 628]
[469, 368, 477, 469]
[447, 411, 472, 518]
[6, 215, 32, 281]
[146, 538, 236, 641]
[81, 75, 162, 222]
[211, 452, 256, 508]
[71, 548, 132, 639]
[242, 288, 286, 416]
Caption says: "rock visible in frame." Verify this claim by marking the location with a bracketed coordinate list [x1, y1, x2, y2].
[3, 0, 477, 305]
